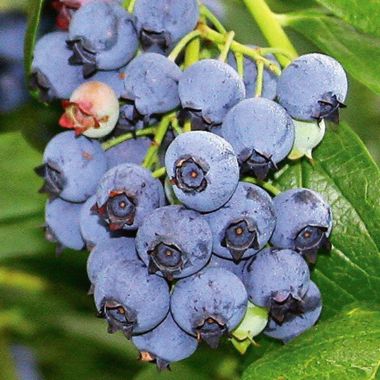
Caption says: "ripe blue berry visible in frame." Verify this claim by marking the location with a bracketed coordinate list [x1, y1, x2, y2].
[35, 131, 107, 202]
[221, 97, 295, 179]
[205, 182, 276, 262]
[93, 163, 165, 231]
[171, 267, 248, 348]
[178, 59, 245, 130]
[264, 281, 322, 343]
[227, 49, 279, 99]
[136, 205, 212, 280]
[207, 254, 246, 281]
[94, 261, 170, 337]
[105, 138, 151, 169]
[243, 248, 310, 324]
[277, 53, 348, 123]
[132, 313, 198, 370]
[87, 237, 138, 286]
[67, 0, 138, 77]
[134, 0, 199, 54]
[165, 131, 239, 212]
[270, 188, 333, 263]
[121, 53, 182, 119]
[45, 198, 84, 252]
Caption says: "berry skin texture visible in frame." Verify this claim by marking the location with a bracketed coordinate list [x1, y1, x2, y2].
[243, 248, 310, 324]
[105, 138, 151, 169]
[270, 188, 333, 263]
[80, 195, 111, 249]
[178, 59, 245, 128]
[45, 198, 84, 252]
[205, 182, 276, 262]
[136, 205, 212, 280]
[59, 81, 120, 138]
[94, 261, 170, 337]
[264, 281, 322, 343]
[165, 131, 240, 212]
[134, 0, 199, 54]
[68, 0, 138, 77]
[227, 49, 280, 99]
[276, 53, 348, 123]
[35, 131, 107, 203]
[132, 313, 198, 370]
[207, 254, 246, 281]
[121, 53, 182, 118]
[94, 163, 165, 231]
[221, 97, 295, 180]
[87, 236, 138, 286]
[171, 267, 248, 348]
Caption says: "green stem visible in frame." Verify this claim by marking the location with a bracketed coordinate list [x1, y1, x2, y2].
[218, 31, 235, 62]
[142, 114, 175, 169]
[184, 36, 200, 68]
[0, 336, 18, 380]
[171, 118, 182, 135]
[255, 60, 264, 97]
[168, 30, 201, 62]
[235, 52, 244, 78]
[242, 0, 298, 66]
[102, 127, 157, 151]
[242, 176, 281, 196]
[127, 0, 136, 13]
[199, 4, 227, 33]
[152, 167, 166, 178]
[197, 24, 281, 75]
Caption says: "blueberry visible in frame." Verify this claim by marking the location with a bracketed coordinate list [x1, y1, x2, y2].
[90, 67, 126, 98]
[136, 205, 212, 280]
[31, 31, 83, 101]
[277, 53, 348, 123]
[121, 53, 182, 119]
[94, 261, 170, 337]
[93, 163, 165, 231]
[165, 131, 239, 212]
[0, 11, 26, 61]
[205, 182, 276, 262]
[171, 267, 248, 348]
[221, 97, 295, 179]
[243, 248, 310, 324]
[270, 188, 333, 263]
[45, 198, 84, 252]
[132, 313, 198, 370]
[80, 195, 111, 249]
[87, 236, 138, 286]
[227, 48, 279, 99]
[68, 0, 138, 77]
[207, 254, 246, 281]
[0, 59, 28, 113]
[264, 281, 322, 343]
[134, 0, 199, 54]
[35, 131, 107, 202]
[105, 138, 151, 169]
[178, 59, 245, 130]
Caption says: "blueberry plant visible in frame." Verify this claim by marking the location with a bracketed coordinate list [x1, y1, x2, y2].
[0, 0, 379, 379]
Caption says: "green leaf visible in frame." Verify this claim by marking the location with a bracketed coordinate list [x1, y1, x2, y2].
[24, 0, 45, 79]
[315, 0, 380, 38]
[282, 12, 380, 94]
[242, 306, 380, 380]
[273, 123, 380, 318]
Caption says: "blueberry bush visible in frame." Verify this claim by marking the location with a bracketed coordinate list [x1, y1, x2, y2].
[0, 0, 379, 379]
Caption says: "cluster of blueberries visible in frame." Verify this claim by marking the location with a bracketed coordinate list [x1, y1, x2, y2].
[32, 0, 348, 370]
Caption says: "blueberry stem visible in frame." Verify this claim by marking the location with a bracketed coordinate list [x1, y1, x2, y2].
[184, 36, 200, 68]
[235, 52, 245, 78]
[183, 120, 192, 133]
[142, 113, 176, 169]
[152, 167, 166, 178]
[168, 30, 201, 62]
[242, 176, 281, 196]
[171, 118, 183, 135]
[199, 4, 227, 33]
[242, 0, 298, 67]
[255, 60, 264, 97]
[127, 0, 136, 13]
[218, 31, 235, 62]
[101, 126, 157, 151]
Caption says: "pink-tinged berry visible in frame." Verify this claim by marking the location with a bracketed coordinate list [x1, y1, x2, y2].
[59, 81, 119, 138]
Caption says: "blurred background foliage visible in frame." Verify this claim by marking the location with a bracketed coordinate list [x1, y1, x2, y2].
[0, 0, 379, 379]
